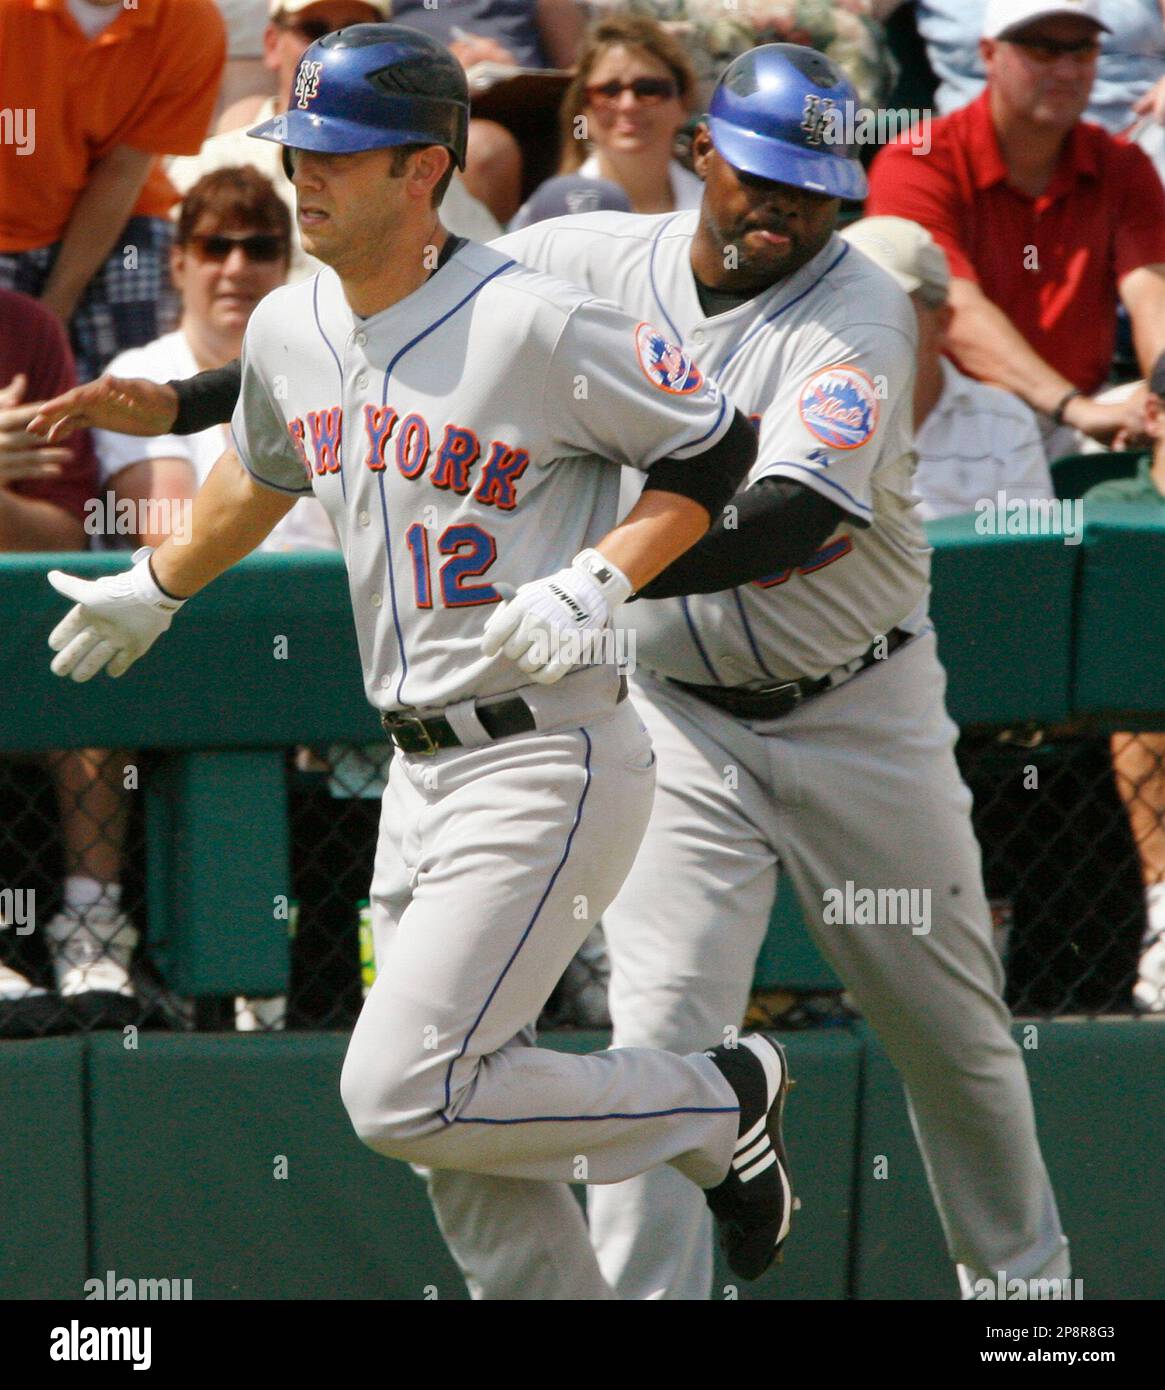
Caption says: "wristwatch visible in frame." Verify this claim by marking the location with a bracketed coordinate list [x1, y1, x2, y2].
[1051, 387, 1082, 426]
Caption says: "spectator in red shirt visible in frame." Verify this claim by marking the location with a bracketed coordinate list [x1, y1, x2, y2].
[0, 0, 226, 383]
[867, 0, 1165, 453]
[0, 292, 95, 548]
[1, 290, 135, 1025]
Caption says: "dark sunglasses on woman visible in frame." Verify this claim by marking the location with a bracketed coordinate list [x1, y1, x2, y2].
[187, 233, 288, 264]
[585, 76, 678, 106]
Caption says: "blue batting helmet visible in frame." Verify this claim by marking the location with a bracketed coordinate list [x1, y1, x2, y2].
[249, 24, 470, 176]
[707, 44, 868, 201]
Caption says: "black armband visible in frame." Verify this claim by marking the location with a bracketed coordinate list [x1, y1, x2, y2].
[642, 407, 757, 519]
[168, 359, 242, 435]
[636, 475, 846, 599]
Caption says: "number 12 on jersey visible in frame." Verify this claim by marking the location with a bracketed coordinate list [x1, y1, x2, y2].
[404, 522, 500, 608]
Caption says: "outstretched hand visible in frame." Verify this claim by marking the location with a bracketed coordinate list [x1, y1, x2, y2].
[47, 548, 186, 682]
[28, 374, 180, 443]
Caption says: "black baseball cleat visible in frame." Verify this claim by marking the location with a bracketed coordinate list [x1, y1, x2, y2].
[703, 1032, 795, 1281]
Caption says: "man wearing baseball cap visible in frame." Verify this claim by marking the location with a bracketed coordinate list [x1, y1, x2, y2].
[842, 215, 1053, 520]
[167, 0, 501, 275]
[982, 0, 1110, 40]
[868, 0, 1165, 457]
[507, 174, 631, 231]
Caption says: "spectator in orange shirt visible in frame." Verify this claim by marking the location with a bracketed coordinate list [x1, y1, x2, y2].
[866, 0, 1165, 456]
[0, 0, 226, 383]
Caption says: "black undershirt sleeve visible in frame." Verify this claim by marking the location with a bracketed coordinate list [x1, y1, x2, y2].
[636, 474, 846, 599]
[169, 359, 241, 435]
[641, 406, 757, 519]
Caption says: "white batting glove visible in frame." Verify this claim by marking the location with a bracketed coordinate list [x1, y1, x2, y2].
[480, 549, 633, 685]
[47, 547, 187, 682]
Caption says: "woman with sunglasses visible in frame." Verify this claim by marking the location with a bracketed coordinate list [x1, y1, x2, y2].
[558, 15, 701, 214]
[91, 166, 334, 554]
[36, 167, 333, 1035]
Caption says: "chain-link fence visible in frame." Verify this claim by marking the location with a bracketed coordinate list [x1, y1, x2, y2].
[958, 729, 1162, 1016]
[2, 726, 1163, 1038]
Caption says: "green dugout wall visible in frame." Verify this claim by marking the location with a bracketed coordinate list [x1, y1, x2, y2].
[2, 1024, 1160, 1300]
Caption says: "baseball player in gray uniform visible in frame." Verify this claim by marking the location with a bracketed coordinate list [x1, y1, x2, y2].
[40, 26, 798, 1295]
[30, 37, 1070, 1305]
[475, 44, 1069, 1299]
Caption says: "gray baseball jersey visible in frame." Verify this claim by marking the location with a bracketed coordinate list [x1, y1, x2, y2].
[495, 210, 930, 684]
[419, 210, 1069, 1300]
[230, 237, 757, 1262]
[230, 238, 732, 711]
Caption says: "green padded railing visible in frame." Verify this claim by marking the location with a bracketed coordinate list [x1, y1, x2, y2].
[1074, 503, 1165, 726]
[924, 515, 1077, 726]
[3, 550, 379, 752]
[0, 520, 1091, 748]
[4, 510, 1164, 995]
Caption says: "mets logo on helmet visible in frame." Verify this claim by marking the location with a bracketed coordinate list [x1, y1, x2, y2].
[798, 365, 879, 449]
[634, 322, 704, 395]
[800, 95, 837, 148]
[295, 61, 323, 110]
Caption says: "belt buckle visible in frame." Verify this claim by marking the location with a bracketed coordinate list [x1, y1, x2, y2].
[384, 712, 440, 756]
[755, 679, 803, 707]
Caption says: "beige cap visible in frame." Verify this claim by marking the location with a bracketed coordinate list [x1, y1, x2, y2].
[270, 0, 391, 19]
[840, 216, 951, 303]
[983, 0, 1109, 40]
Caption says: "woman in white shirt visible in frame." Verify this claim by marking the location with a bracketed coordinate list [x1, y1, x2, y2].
[95, 164, 334, 552]
[557, 13, 702, 213]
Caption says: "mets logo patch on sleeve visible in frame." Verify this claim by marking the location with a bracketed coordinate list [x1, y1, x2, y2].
[635, 322, 704, 395]
[798, 365, 879, 450]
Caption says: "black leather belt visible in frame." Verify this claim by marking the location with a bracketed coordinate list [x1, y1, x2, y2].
[380, 677, 628, 755]
[668, 628, 911, 722]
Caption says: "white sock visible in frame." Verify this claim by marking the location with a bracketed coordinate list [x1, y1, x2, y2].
[1144, 882, 1165, 940]
[63, 876, 121, 914]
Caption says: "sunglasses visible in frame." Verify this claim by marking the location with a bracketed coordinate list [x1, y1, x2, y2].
[584, 77, 678, 107]
[1005, 36, 1101, 62]
[277, 17, 332, 41]
[187, 233, 288, 263]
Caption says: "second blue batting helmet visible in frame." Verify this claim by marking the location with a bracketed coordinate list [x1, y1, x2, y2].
[249, 24, 470, 174]
[707, 44, 868, 201]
